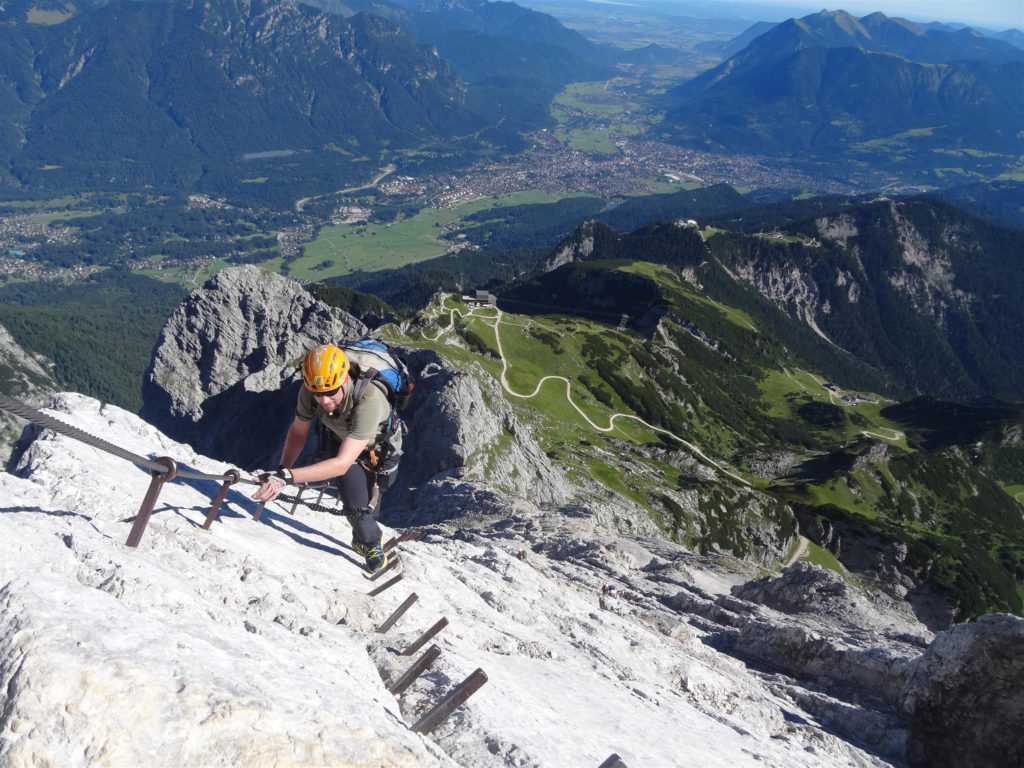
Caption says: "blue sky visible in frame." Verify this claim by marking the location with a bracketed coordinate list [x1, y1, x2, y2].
[736, 1, 1024, 30]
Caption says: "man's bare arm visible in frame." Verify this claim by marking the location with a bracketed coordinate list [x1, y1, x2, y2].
[289, 435, 369, 484]
[279, 418, 311, 470]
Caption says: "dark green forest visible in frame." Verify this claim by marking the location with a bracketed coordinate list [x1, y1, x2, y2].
[20, 197, 293, 268]
[0, 271, 185, 412]
[458, 196, 605, 252]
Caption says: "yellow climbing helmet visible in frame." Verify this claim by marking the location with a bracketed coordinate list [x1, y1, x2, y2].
[302, 344, 350, 393]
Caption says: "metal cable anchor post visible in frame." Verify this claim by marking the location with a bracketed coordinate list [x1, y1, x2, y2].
[125, 456, 177, 548]
[202, 469, 241, 529]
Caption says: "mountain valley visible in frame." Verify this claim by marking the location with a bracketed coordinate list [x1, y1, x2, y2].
[1, 1, 1024, 765]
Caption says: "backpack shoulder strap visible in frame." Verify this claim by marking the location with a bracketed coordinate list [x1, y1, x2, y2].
[351, 367, 379, 404]
[351, 367, 398, 447]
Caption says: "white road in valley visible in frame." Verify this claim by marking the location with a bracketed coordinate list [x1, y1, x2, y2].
[295, 164, 397, 212]
[421, 302, 752, 486]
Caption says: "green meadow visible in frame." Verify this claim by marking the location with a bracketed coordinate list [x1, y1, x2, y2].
[289, 191, 586, 280]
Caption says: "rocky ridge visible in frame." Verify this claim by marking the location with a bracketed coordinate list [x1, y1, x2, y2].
[383, 350, 577, 527]
[4, 392, 1023, 767]
[541, 219, 618, 273]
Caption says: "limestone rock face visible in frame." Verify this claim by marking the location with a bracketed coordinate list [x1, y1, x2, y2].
[732, 562, 866, 619]
[660, 563, 933, 763]
[6, 391, 1021, 768]
[724, 565, 933, 708]
[902, 613, 1024, 768]
[541, 220, 615, 273]
[1, 395, 907, 768]
[724, 565, 929, 703]
[383, 350, 573, 526]
[140, 266, 365, 467]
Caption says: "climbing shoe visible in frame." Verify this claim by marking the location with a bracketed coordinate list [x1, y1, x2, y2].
[353, 536, 388, 574]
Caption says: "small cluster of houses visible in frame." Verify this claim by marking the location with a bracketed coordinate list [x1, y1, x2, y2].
[463, 289, 497, 307]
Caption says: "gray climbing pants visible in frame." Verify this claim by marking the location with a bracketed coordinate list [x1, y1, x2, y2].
[336, 462, 382, 547]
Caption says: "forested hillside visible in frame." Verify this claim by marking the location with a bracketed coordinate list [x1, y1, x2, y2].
[505, 197, 1024, 401]
[0, 0, 488, 203]
[0, 272, 185, 412]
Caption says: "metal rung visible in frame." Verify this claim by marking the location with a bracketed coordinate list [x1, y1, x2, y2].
[368, 573, 403, 597]
[388, 644, 442, 696]
[411, 668, 488, 735]
[365, 554, 400, 581]
[202, 469, 240, 529]
[384, 528, 422, 553]
[288, 488, 303, 516]
[125, 457, 177, 547]
[401, 617, 449, 657]
[377, 593, 418, 634]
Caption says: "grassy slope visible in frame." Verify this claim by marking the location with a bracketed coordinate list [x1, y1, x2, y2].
[394, 270, 1024, 618]
[401, 289, 806, 553]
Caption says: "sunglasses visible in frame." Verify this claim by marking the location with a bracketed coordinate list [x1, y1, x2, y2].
[312, 386, 342, 400]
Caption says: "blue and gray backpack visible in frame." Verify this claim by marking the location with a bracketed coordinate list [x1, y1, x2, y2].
[339, 338, 415, 480]
[342, 337, 415, 410]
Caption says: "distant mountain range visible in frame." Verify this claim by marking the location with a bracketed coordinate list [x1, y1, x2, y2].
[665, 10, 1024, 186]
[3, 1, 1021, 201]
[992, 28, 1024, 48]
[0, 0, 488, 200]
[306, 0, 617, 128]
[0, 0, 615, 202]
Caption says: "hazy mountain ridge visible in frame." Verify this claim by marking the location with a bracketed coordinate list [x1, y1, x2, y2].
[694, 20, 777, 59]
[669, 47, 1024, 155]
[682, 9, 1024, 89]
[993, 28, 1024, 48]
[0, 0, 625, 198]
[313, 0, 619, 129]
[664, 10, 1024, 183]
[0, 0, 488, 197]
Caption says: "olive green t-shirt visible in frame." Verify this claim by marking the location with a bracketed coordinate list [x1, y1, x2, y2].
[295, 378, 395, 445]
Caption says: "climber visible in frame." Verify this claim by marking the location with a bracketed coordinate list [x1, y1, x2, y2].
[252, 343, 404, 573]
